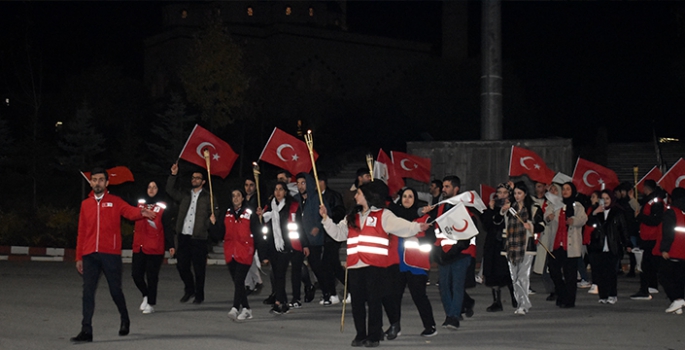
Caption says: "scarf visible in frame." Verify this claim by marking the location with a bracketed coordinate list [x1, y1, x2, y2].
[506, 203, 530, 264]
[271, 198, 286, 252]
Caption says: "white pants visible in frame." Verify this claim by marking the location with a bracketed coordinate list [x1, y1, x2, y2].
[508, 255, 534, 311]
[245, 252, 262, 289]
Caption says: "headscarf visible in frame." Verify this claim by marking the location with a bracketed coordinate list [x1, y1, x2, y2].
[389, 188, 420, 222]
[562, 182, 577, 217]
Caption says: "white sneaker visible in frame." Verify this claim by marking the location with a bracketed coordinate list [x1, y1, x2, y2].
[139, 296, 148, 311]
[666, 299, 685, 313]
[329, 295, 341, 305]
[237, 308, 253, 321]
[142, 304, 155, 314]
[514, 307, 527, 315]
[588, 284, 598, 295]
[607, 296, 618, 305]
[649, 288, 659, 294]
[598, 299, 608, 304]
[577, 280, 591, 289]
[345, 293, 351, 304]
[228, 307, 239, 320]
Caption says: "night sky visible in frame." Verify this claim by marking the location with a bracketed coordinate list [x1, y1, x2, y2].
[1, 1, 684, 144]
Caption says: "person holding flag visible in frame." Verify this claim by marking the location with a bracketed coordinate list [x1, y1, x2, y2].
[631, 179, 666, 300]
[320, 180, 429, 347]
[658, 187, 685, 314]
[503, 181, 545, 315]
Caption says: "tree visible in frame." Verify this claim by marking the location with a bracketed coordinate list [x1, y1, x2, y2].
[0, 115, 13, 166]
[145, 93, 196, 175]
[57, 102, 106, 199]
[180, 15, 249, 129]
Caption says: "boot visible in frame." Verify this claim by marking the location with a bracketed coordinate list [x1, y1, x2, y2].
[486, 289, 503, 312]
[509, 286, 518, 309]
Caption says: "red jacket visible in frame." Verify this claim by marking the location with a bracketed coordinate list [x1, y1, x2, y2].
[132, 200, 167, 255]
[76, 191, 144, 260]
[222, 207, 256, 265]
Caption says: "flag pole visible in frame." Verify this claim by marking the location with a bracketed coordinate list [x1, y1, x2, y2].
[366, 153, 374, 181]
[633, 166, 639, 197]
[252, 162, 262, 223]
[203, 149, 215, 216]
[507, 207, 555, 259]
[304, 130, 325, 217]
[340, 265, 348, 332]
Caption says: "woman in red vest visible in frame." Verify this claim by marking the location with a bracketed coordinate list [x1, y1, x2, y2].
[257, 182, 307, 315]
[132, 181, 174, 315]
[659, 187, 685, 314]
[210, 188, 259, 321]
[321, 181, 429, 347]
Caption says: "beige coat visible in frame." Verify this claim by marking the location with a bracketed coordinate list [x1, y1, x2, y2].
[534, 201, 587, 274]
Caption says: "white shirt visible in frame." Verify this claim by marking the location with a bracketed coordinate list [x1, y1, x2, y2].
[603, 208, 610, 252]
[182, 189, 203, 235]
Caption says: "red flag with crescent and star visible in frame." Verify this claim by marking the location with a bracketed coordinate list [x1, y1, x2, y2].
[658, 158, 685, 195]
[508, 146, 555, 184]
[434, 201, 479, 241]
[373, 149, 405, 196]
[390, 151, 431, 183]
[571, 157, 620, 195]
[259, 127, 317, 175]
[178, 124, 238, 179]
[636, 166, 663, 195]
[81, 166, 135, 185]
[480, 184, 496, 205]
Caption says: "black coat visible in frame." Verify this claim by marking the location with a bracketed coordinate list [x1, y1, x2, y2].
[588, 207, 629, 255]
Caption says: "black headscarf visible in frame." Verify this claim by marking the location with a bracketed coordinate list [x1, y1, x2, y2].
[143, 181, 165, 203]
[389, 188, 420, 222]
[562, 182, 577, 217]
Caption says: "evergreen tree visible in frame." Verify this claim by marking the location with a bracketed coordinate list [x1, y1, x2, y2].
[145, 93, 196, 175]
[58, 102, 106, 191]
[0, 115, 13, 166]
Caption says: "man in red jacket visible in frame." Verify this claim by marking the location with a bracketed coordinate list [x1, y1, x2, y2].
[71, 168, 155, 343]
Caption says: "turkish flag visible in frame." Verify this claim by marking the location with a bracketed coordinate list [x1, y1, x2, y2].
[571, 157, 620, 195]
[178, 124, 238, 179]
[637, 166, 663, 195]
[658, 158, 685, 195]
[259, 127, 317, 176]
[373, 149, 405, 196]
[508, 146, 555, 184]
[81, 166, 135, 185]
[480, 184, 496, 205]
[390, 151, 431, 183]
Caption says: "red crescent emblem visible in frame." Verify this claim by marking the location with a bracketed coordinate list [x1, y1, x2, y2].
[451, 219, 469, 232]
[469, 192, 475, 204]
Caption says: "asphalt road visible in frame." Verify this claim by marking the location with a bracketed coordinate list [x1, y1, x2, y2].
[0, 261, 682, 350]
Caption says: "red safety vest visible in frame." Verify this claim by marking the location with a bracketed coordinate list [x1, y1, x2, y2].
[222, 208, 255, 265]
[347, 209, 391, 267]
[433, 204, 476, 257]
[640, 197, 663, 241]
[666, 209, 685, 260]
[133, 200, 167, 255]
[403, 215, 431, 270]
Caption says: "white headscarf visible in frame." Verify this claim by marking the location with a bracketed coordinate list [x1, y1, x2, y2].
[270, 197, 286, 252]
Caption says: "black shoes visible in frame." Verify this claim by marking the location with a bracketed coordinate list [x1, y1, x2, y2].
[351, 338, 365, 347]
[384, 322, 401, 340]
[442, 316, 459, 330]
[463, 306, 474, 318]
[180, 292, 194, 303]
[486, 301, 503, 312]
[304, 285, 317, 303]
[192, 298, 203, 304]
[70, 331, 93, 343]
[270, 303, 290, 315]
[263, 293, 276, 305]
[420, 326, 438, 337]
[119, 320, 130, 336]
[363, 340, 380, 347]
[546, 293, 557, 301]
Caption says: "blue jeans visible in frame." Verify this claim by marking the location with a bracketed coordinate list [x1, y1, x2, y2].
[438, 256, 470, 318]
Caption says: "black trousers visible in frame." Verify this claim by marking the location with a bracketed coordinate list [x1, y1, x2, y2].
[548, 248, 579, 307]
[659, 259, 685, 301]
[399, 271, 435, 329]
[308, 245, 334, 297]
[131, 252, 164, 305]
[323, 240, 346, 286]
[81, 253, 129, 333]
[349, 266, 390, 342]
[176, 235, 208, 301]
[381, 264, 402, 325]
[228, 260, 251, 309]
[639, 240, 660, 293]
[272, 249, 305, 303]
[589, 252, 618, 299]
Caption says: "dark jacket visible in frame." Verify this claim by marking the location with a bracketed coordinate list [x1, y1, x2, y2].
[166, 175, 214, 240]
[637, 189, 665, 227]
[294, 173, 329, 247]
[258, 196, 309, 258]
[660, 197, 685, 253]
[588, 207, 629, 254]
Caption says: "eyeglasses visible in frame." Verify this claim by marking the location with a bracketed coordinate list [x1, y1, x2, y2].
[191, 176, 203, 180]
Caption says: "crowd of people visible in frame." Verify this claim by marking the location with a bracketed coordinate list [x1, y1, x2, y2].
[70, 165, 685, 347]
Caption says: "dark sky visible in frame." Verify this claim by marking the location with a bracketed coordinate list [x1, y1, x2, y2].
[2, 1, 684, 144]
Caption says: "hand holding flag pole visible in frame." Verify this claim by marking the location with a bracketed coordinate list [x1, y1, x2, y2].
[304, 130, 326, 219]
[507, 207, 555, 259]
[252, 162, 262, 223]
[203, 149, 215, 216]
[365, 153, 374, 181]
[633, 166, 639, 197]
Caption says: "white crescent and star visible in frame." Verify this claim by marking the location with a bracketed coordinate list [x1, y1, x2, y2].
[196, 142, 220, 161]
[451, 219, 469, 233]
[583, 170, 603, 187]
[400, 159, 417, 172]
[676, 175, 685, 188]
[276, 144, 299, 162]
[520, 156, 542, 170]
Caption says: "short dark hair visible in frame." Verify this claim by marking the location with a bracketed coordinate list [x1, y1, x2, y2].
[644, 179, 657, 191]
[192, 171, 205, 180]
[442, 175, 461, 189]
[276, 169, 292, 179]
[318, 171, 328, 184]
[91, 167, 108, 181]
[295, 172, 307, 181]
[244, 177, 256, 184]
[356, 168, 369, 178]
[671, 187, 685, 202]
[431, 179, 442, 188]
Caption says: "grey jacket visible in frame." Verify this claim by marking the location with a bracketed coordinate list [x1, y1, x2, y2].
[166, 175, 214, 240]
